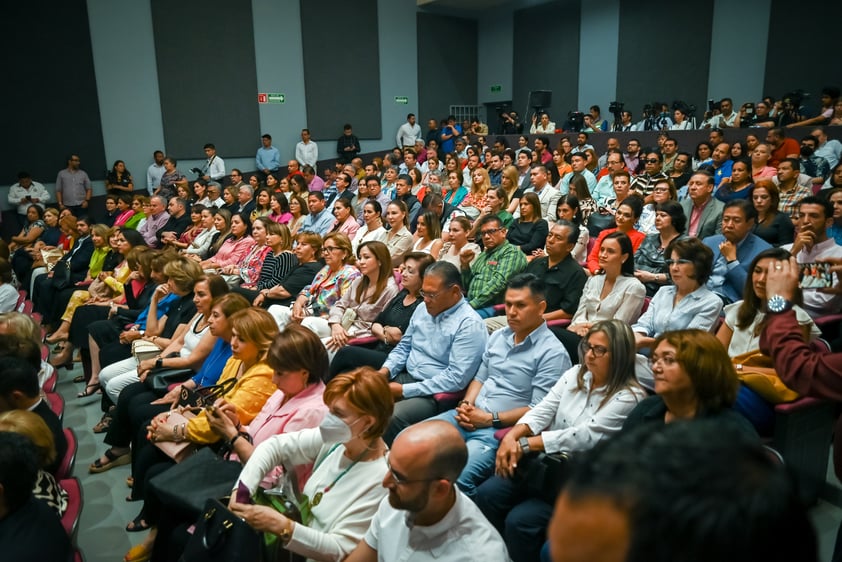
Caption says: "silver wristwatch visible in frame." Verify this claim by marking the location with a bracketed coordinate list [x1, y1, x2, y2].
[518, 437, 530, 454]
[767, 294, 793, 314]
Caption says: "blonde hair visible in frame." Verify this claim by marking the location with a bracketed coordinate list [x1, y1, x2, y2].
[0, 410, 56, 468]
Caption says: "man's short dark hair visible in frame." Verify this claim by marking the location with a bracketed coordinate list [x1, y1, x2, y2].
[407, 113, 415, 120]
[797, 195, 833, 220]
[590, 105, 601, 114]
[302, 165, 315, 176]
[307, 190, 325, 201]
[0, 432, 39, 512]
[692, 170, 715, 185]
[343, 124, 353, 131]
[720, 97, 733, 105]
[262, 134, 272, 140]
[570, 152, 587, 161]
[397, 174, 412, 185]
[780, 157, 800, 170]
[477, 214, 504, 231]
[800, 135, 819, 145]
[564, 420, 816, 562]
[424, 261, 463, 291]
[532, 164, 548, 175]
[645, 151, 663, 163]
[0, 354, 40, 398]
[538, 136, 550, 147]
[17, 171, 31, 180]
[578, 131, 589, 140]
[553, 219, 580, 245]
[422, 193, 443, 209]
[203, 143, 215, 150]
[770, 127, 786, 139]
[724, 198, 757, 222]
[506, 272, 546, 302]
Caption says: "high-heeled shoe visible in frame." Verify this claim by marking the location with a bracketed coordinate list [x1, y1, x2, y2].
[49, 347, 73, 369]
[124, 542, 153, 562]
[45, 332, 68, 345]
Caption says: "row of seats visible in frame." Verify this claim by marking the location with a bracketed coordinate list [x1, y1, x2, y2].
[14, 289, 85, 561]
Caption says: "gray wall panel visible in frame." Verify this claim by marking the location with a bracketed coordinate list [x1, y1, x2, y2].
[764, 0, 842, 112]
[616, 0, 713, 126]
[151, 0, 260, 160]
[300, 0, 381, 140]
[1, 0, 106, 181]
[512, 1, 580, 128]
[417, 13, 478, 125]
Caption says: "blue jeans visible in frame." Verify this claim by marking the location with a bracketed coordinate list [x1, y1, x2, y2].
[430, 409, 499, 497]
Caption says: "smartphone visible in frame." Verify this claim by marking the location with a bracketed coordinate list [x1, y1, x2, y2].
[236, 481, 252, 504]
[799, 262, 833, 289]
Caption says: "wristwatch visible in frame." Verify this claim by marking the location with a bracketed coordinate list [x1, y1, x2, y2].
[767, 294, 793, 314]
[492, 412, 502, 429]
[518, 437, 530, 454]
[155, 357, 164, 369]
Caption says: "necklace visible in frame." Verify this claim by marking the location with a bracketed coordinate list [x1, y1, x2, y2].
[311, 440, 379, 507]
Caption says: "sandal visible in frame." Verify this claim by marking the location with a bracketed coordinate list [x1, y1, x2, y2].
[89, 448, 131, 474]
[126, 476, 134, 488]
[92, 414, 112, 433]
[126, 513, 150, 532]
[72, 375, 86, 383]
[77, 383, 100, 398]
[124, 543, 153, 562]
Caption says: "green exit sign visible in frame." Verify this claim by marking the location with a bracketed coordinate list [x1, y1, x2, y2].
[490, 85, 502, 93]
[267, 93, 285, 104]
[394, 96, 409, 105]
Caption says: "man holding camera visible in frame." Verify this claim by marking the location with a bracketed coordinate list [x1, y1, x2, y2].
[8, 172, 49, 222]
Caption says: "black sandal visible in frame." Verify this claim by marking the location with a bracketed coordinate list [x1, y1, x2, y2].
[125, 513, 150, 532]
[77, 383, 100, 398]
[92, 413, 112, 433]
[72, 375, 86, 383]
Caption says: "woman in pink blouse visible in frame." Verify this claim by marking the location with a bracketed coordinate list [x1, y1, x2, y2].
[200, 213, 255, 271]
[221, 216, 272, 287]
[268, 192, 292, 225]
[330, 198, 360, 239]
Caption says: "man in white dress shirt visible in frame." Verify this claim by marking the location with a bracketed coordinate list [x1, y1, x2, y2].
[201, 143, 225, 182]
[344, 420, 508, 562]
[295, 128, 319, 170]
[396, 113, 422, 149]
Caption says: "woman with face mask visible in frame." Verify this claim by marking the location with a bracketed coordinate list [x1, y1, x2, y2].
[230, 366, 393, 562]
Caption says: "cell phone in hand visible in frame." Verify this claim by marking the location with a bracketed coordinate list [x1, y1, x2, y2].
[236, 481, 252, 504]
[799, 262, 833, 289]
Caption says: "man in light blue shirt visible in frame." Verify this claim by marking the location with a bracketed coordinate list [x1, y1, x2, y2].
[298, 191, 334, 236]
[255, 134, 281, 177]
[379, 262, 487, 445]
[430, 274, 568, 496]
[146, 150, 165, 195]
[558, 152, 597, 196]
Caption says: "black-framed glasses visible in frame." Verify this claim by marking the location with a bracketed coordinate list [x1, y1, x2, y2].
[645, 158, 660, 164]
[480, 227, 503, 237]
[322, 246, 343, 254]
[580, 342, 609, 357]
[386, 456, 441, 485]
[665, 258, 693, 266]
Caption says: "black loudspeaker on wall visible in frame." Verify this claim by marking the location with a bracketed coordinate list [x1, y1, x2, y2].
[528, 90, 552, 109]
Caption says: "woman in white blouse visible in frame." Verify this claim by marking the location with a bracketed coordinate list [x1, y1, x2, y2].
[183, 207, 218, 258]
[351, 200, 386, 253]
[558, 231, 646, 358]
[632, 238, 723, 352]
[474, 320, 646, 561]
[230, 367, 392, 562]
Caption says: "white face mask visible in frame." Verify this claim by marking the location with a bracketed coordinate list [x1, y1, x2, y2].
[319, 412, 361, 444]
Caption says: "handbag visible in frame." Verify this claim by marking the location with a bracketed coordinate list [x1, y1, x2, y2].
[51, 261, 72, 290]
[148, 447, 243, 516]
[732, 350, 799, 404]
[513, 451, 570, 502]
[586, 212, 615, 238]
[180, 498, 262, 562]
[132, 339, 162, 363]
[154, 410, 198, 463]
[177, 377, 238, 408]
[145, 368, 195, 395]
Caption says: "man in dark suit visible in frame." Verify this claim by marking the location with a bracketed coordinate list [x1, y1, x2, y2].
[32, 215, 94, 324]
[703, 199, 771, 303]
[0, 352, 67, 476]
[680, 171, 725, 239]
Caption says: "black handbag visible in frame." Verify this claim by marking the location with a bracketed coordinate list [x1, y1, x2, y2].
[148, 448, 243, 516]
[177, 377, 238, 408]
[514, 452, 570, 502]
[180, 498, 262, 562]
[586, 212, 616, 238]
[51, 260, 72, 290]
[145, 368, 196, 396]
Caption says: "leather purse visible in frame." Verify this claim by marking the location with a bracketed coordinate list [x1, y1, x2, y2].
[514, 451, 571, 502]
[181, 498, 262, 562]
[148, 448, 243, 516]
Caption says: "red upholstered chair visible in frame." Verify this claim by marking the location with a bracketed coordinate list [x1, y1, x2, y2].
[55, 428, 77, 481]
[45, 392, 64, 422]
[41, 366, 57, 393]
[60, 477, 83, 544]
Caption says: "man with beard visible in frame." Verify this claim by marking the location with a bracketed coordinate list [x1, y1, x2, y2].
[344, 420, 507, 562]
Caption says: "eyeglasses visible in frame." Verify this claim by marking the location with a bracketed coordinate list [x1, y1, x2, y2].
[420, 286, 453, 300]
[665, 258, 693, 266]
[322, 246, 343, 254]
[645, 159, 660, 164]
[386, 456, 441, 485]
[649, 354, 678, 367]
[652, 187, 670, 193]
[480, 227, 503, 237]
[580, 343, 609, 357]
